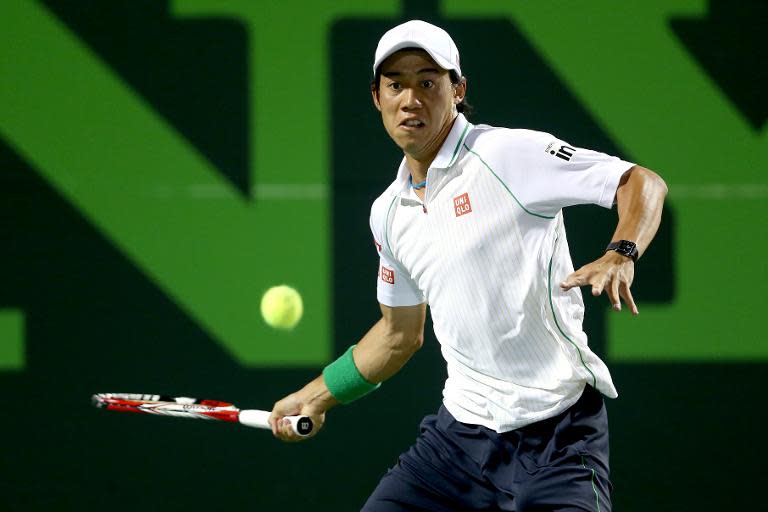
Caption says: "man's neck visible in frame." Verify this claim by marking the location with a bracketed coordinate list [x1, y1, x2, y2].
[404, 153, 432, 184]
[404, 115, 458, 185]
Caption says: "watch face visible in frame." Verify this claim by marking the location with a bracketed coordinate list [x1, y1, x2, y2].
[607, 240, 638, 260]
[618, 240, 637, 252]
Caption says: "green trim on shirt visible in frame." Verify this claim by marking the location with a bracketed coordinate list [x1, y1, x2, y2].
[447, 123, 471, 167]
[463, 144, 555, 220]
[548, 234, 597, 388]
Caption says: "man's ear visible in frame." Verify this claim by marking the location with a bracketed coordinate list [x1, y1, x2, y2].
[371, 85, 382, 112]
[454, 77, 467, 104]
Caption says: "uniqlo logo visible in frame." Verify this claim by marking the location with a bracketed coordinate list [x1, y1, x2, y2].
[454, 193, 472, 217]
[380, 266, 395, 284]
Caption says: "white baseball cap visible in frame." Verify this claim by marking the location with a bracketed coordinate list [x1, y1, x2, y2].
[373, 20, 461, 76]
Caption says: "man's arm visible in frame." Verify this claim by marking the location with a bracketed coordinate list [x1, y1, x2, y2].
[268, 302, 426, 441]
[560, 165, 668, 315]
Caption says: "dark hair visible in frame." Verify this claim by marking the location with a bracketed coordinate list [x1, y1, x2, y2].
[371, 65, 473, 118]
[448, 70, 473, 117]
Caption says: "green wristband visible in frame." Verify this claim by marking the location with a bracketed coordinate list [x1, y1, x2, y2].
[322, 345, 381, 404]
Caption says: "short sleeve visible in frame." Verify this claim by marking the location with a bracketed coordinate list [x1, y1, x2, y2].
[370, 197, 425, 307]
[484, 130, 635, 217]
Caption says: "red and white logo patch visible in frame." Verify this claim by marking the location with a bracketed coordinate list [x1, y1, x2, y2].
[454, 193, 472, 217]
[380, 266, 395, 284]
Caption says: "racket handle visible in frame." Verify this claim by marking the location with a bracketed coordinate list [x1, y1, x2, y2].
[239, 409, 314, 437]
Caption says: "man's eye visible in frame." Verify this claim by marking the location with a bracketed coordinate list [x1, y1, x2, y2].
[388, 82, 401, 91]
[422, 80, 434, 88]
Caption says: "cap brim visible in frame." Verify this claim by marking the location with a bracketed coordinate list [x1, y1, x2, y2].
[373, 41, 459, 76]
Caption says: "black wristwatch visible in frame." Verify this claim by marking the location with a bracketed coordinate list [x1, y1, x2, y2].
[606, 240, 639, 262]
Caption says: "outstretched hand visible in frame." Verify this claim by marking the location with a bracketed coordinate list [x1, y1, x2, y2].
[560, 251, 639, 315]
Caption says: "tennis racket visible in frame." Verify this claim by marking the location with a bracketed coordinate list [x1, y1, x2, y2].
[92, 393, 313, 436]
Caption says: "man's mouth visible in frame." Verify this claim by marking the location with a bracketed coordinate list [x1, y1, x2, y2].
[400, 119, 426, 129]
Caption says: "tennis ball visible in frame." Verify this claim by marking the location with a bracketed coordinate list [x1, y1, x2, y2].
[260, 285, 303, 330]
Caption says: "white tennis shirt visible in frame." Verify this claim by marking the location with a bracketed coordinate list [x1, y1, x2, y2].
[370, 114, 634, 432]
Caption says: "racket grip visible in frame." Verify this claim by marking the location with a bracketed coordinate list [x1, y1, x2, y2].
[239, 410, 314, 437]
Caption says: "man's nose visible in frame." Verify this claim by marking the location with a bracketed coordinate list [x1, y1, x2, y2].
[401, 88, 423, 110]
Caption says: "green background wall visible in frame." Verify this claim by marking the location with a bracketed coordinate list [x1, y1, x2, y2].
[1, 0, 765, 510]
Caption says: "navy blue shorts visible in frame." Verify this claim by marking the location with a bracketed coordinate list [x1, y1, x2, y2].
[362, 386, 611, 512]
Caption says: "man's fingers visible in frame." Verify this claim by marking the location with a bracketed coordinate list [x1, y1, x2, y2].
[560, 272, 584, 290]
[562, 269, 606, 296]
[268, 415, 279, 436]
[620, 281, 639, 316]
[607, 276, 621, 311]
[269, 403, 291, 437]
[270, 398, 303, 440]
[285, 419, 299, 440]
[268, 409, 280, 436]
[276, 418, 300, 442]
[591, 274, 607, 297]
[563, 259, 635, 314]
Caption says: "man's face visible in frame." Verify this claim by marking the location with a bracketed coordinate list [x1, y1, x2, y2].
[372, 50, 465, 160]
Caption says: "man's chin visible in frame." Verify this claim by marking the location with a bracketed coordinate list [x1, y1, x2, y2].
[394, 137, 427, 156]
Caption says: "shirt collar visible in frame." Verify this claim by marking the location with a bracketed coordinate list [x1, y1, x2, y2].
[393, 113, 472, 195]
[431, 113, 471, 170]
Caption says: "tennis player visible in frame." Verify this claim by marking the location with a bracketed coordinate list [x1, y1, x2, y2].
[270, 20, 667, 511]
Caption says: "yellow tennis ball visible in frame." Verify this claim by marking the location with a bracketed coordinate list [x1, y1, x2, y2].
[260, 285, 303, 330]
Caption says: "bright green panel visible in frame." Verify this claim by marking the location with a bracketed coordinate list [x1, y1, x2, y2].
[609, 197, 767, 361]
[444, 0, 768, 360]
[0, 1, 398, 366]
[0, 310, 24, 370]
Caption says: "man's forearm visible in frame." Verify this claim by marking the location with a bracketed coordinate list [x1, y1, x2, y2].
[611, 165, 668, 257]
[296, 309, 424, 413]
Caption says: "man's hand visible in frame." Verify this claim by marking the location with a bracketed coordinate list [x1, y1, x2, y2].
[268, 376, 335, 442]
[560, 251, 638, 315]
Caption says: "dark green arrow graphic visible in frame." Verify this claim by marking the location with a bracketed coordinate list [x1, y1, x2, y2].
[0, 0, 398, 367]
[671, 0, 768, 131]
